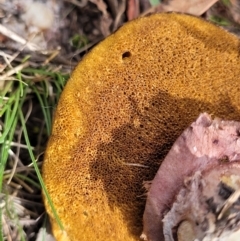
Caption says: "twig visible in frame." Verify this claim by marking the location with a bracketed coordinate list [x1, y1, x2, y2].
[0, 24, 41, 51]
[67, 37, 103, 58]
[64, 0, 88, 8]
[124, 163, 149, 168]
[0, 62, 29, 82]
[13, 176, 34, 193]
[113, 0, 126, 31]
[43, 48, 60, 65]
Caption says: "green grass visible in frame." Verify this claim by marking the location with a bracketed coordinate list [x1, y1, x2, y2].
[209, 15, 232, 26]
[0, 64, 69, 240]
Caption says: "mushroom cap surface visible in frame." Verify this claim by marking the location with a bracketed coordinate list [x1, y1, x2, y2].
[42, 13, 240, 241]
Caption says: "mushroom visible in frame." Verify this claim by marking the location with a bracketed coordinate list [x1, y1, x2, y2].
[42, 13, 240, 241]
[142, 113, 240, 241]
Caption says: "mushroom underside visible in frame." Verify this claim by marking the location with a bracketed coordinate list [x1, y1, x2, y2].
[42, 13, 240, 241]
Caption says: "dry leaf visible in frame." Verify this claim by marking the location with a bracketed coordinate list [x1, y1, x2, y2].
[127, 0, 140, 20]
[89, 0, 112, 36]
[229, 0, 240, 24]
[162, 0, 219, 16]
[112, 0, 126, 31]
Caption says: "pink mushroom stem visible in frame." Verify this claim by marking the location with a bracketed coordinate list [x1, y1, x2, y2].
[142, 113, 240, 241]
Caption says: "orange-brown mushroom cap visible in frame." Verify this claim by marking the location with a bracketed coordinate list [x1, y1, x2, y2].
[42, 13, 240, 241]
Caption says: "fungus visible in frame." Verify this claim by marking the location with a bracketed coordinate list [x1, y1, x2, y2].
[42, 13, 240, 241]
[142, 113, 240, 241]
